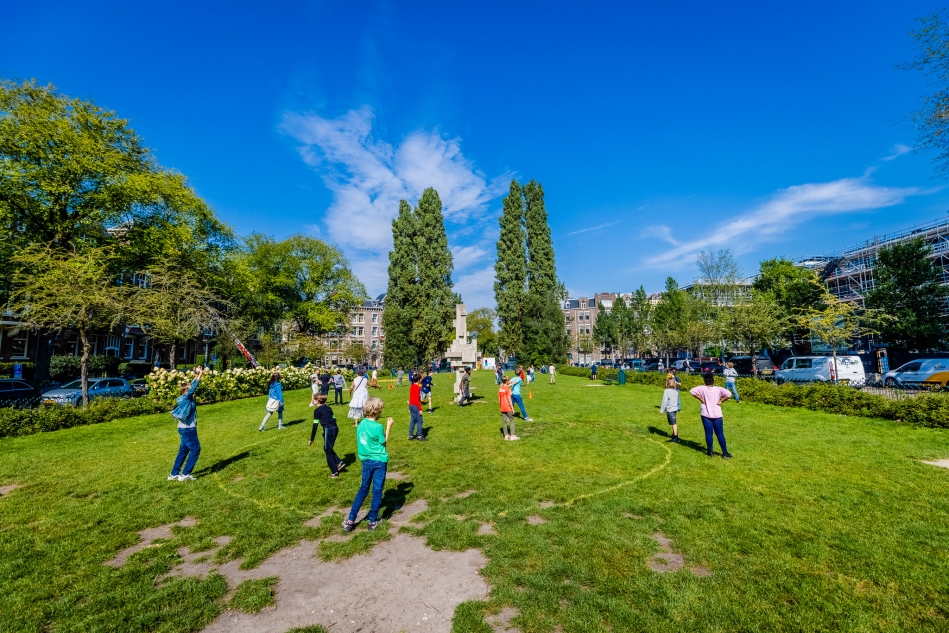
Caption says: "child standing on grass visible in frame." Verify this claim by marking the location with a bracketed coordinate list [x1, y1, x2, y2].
[309, 393, 344, 477]
[309, 371, 320, 407]
[169, 366, 205, 481]
[458, 367, 472, 407]
[498, 376, 519, 440]
[509, 371, 533, 421]
[689, 372, 733, 458]
[724, 362, 740, 403]
[342, 397, 394, 532]
[408, 374, 426, 441]
[259, 372, 285, 431]
[420, 370, 434, 413]
[332, 369, 347, 405]
[659, 377, 681, 443]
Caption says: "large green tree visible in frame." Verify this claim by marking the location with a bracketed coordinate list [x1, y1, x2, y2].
[467, 307, 499, 357]
[904, 12, 949, 176]
[652, 278, 688, 362]
[866, 238, 948, 352]
[382, 200, 418, 368]
[493, 179, 528, 361]
[412, 188, 457, 363]
[592, 301, 617, 359]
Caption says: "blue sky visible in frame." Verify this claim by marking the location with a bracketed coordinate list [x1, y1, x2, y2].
[4, 1, 948, 308]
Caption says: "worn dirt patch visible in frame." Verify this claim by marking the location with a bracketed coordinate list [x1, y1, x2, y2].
[303, 506, 346, 528]
[164, 536, 233, 580]
[478, 523, 498, 535]
[486, 607, 521, 632]
[647, 532, 710, 576]
[582, 384, 605, 387]
[622, 513, 642, 519]
[526, 515, 546, 525]
[104, 516, 198, 567]
[539, 501, 555, 509]
[922, 459, 949, 470]
[230, 475, 244, 482]
[455, 489, 476, 499]
[386, 471, 408, 481]
[0, 484, 21, 497]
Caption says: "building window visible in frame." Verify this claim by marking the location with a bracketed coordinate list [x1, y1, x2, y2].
[372, 313, 378, 323]
[10, 331, 29, 359]
[357, 327, 364, 336]
[138, 339, 149, 360]
[372, 327, 378, 337]
[371, 340, 377, 350]
[105, 335, 120, 357]
[358, 314, 365, 323]
[123, 337, 134, 359]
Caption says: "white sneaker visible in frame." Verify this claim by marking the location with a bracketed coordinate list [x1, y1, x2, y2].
[259, 425, 266, 432]
[178, 474, 196, 481]
[309, 403, 315, 407]
[167, 474, 180, 481]
[278, 424, 286, 430]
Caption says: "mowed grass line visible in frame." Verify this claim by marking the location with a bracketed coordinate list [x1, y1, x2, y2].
[1, 373, 948, 632]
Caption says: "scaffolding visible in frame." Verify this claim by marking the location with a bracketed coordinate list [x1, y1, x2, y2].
[797, 216, 949, 308]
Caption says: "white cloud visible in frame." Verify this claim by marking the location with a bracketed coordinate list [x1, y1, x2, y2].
[882, 144, 912, 161]
[639, 224, 679, 245]
[280, 107, 508, 296]
[454, 265, 496, 310]
[564, 220, 622, 237]
[646, 176, 918, 266]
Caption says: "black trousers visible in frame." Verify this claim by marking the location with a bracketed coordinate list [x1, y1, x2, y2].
[323, 425, 342, 473]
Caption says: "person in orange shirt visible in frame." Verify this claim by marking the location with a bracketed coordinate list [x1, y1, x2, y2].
[498, 376, 519, 441]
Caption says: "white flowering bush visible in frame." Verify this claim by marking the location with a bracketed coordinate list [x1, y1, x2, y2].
[146, 365, 356, 404]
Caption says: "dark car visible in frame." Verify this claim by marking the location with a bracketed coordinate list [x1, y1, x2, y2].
[129, 378, 150, 396]
[729, 356, 778, 377]
[699, 360, 723, 374]
[0, 379, 40, 407]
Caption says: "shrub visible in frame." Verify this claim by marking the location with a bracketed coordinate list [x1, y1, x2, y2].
[48, 355, 122, 381]
[555, 365, 949, 428]
[0, 397, 170, 438]
[117, 362, 154, 377]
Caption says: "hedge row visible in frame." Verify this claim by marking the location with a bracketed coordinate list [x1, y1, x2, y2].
[146, 365, 355, 403]
[556, 365, 949, 428]
[0, 397, 170, 438]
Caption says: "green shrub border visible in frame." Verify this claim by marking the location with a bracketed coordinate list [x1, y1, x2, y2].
[556, 365, 949, 429]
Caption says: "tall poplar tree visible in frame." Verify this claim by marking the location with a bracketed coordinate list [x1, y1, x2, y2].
[412, 187, 457, 362]
[521, 180, 570, 364]
[382, 200, 418, 368]
[494, 179, 528, 360]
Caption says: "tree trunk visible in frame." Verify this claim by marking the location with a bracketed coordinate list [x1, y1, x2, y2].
[170, 342, 177, 371]
[80, 329, 90, 407]
[831, 349, 838, 384]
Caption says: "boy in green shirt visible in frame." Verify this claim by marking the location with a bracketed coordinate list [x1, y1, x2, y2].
[342, 396, 395, 531]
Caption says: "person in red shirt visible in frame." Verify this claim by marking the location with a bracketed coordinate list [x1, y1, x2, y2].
[498, 376, 519, 441]
[408, 374, 426, 441]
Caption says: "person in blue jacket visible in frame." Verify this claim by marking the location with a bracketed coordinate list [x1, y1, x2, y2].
[169, 366, 205, 481]
[259, 372, 286, 431]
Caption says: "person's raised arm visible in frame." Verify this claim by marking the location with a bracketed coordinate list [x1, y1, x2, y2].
[384, 417, 394, 442]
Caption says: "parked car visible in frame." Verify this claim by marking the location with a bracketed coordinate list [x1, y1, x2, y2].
[672, 359, 695, 373]
[729, 355, 778, 377]
[0, 379, 40, 406]
[699, 359, 723, 374]
[882, 359, 949, 388]
[129, 378, 150, 396]
[42, 377, 133, 406]
[775, 356, 866, 385]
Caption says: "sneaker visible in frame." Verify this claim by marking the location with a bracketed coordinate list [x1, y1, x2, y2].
[167, 474, 180, 481]
[510, 435, 520, 441]
[504, 435, 511, 441]
[258, 425, 265, 432]
[524, 417, 534, 421]
[666, 436, 677, 443]
[707, 452, 715, 457]
[367, 520, 381, 531]
[341, 519, 355, 532]
[178, 474, 196, 481]
[309, 403, 315, 407]
[722, 453, 733, 459]
[417, 436, 428, 441]
[278, 424, 286, 430]
[329, 473, 339, 479]
[408, 436, 416, 441]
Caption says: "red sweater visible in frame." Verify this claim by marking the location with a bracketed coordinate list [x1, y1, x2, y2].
[409, 383, 422, 409]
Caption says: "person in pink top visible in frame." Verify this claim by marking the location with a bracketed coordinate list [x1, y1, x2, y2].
[689, 372, 733, 458]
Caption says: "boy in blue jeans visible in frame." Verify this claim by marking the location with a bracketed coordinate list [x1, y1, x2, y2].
[342, 397, 395, 531]
[169, 366, 205, 481]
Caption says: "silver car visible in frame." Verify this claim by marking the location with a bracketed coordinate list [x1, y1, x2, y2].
[42, 377, 133, 406]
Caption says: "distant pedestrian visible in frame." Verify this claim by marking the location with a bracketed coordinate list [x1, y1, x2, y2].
[499, 376, 519, 440]
[659, 377, 681, 443]
[309, 370, 320, 407]
[724, 362, 740, 403]
[408, 373, 426, 440]
[397, 367, 404, 387]
[332, 369, 347, 405]
[169, 366, 205, 481]
[549, 364, 556, 384]
[309, 393, 344, 477]
[528, 365, 535, 383]
[342, 397, 394, 532]
[509, 371, 533, 420]
[591, 363, 598, 380]
[495, 364, 503, 385]
[349, 368, 370, 426]
[369, 368, 379, 389]
[458, 367, 472, 406]
[259, 372, 285, 431]
[690, 372, 733, 458]
[420, 370, 434, 413]
[319, 370, 331, 397]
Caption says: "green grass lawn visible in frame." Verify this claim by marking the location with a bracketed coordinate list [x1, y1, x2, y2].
[2, 372, 949, 632]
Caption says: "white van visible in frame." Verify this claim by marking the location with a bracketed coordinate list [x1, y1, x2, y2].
[775, 355, 866, 386]
[882, 359, 949, 388]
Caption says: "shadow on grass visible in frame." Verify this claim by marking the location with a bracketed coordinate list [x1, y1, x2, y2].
[197, 451, 251, 475]
[283, 418, 307, 428]
[380, 482, 415, 520]
[647, 425, 708, 454]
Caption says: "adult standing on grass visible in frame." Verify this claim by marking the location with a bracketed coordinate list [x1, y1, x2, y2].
[689, 372, 733, 458]
[342, 397, 394, 532]
[309, 393, 344, 477]
[549, 363, 556, 384]
[169, 366, 205, 481]
[349, 367, 370, 426]
[591, 363, 598, 380]
[319, 370, 332, 398]
[259, 372, 285, 431]
[509, 370, 533, 421]
[332, 369, 347, 405]
[724, 362, 741, 403]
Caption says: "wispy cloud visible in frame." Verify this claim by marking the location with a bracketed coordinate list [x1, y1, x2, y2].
[454, 265, 496, 311]
[564, 220, 622, 237]
[882, 143, 912, 161]
[639, 224, 679, 245]
[280, 107, 508, 299]
[646, 176, 919, 266]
